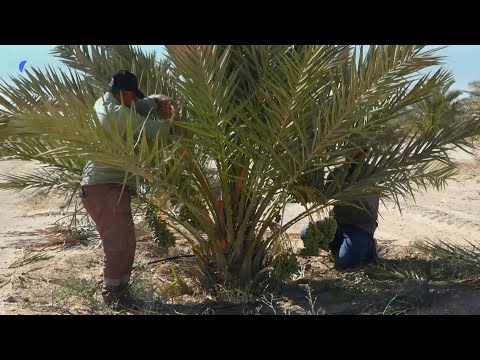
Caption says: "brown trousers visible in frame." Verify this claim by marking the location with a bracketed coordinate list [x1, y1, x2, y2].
[81, 184, 136, 288]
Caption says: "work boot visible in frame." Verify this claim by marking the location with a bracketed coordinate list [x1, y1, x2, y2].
[102, 283, 134, 309]
[364, 238, 379, 265]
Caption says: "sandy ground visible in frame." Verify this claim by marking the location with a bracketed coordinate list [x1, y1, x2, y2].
[0, 161, 69, 247]
[0, 148, 479, 314]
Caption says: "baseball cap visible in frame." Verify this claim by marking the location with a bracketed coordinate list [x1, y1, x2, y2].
[108, 70, 145, 99]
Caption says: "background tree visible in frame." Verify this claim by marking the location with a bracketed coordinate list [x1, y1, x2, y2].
[407, 79, 464, 134]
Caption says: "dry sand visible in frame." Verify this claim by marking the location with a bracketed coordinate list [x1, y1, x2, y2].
[0, 147, 479, 314]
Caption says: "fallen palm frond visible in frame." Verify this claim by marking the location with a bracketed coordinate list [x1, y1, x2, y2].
[414, 239, 480, 281]
[8, 250, 53, 268]
[38, 224, 97, 248]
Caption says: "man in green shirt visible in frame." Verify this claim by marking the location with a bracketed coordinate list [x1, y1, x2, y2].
[81, 70, 176, 306]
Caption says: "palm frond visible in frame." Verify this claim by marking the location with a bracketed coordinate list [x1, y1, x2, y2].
[0, 165, 82, 194]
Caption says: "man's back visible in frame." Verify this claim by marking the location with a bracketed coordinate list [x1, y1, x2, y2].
[333, 196, 379, 234]
[327, 162, 379, 234]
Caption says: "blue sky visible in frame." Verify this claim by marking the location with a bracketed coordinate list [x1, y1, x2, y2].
[0, 45, 479, 93]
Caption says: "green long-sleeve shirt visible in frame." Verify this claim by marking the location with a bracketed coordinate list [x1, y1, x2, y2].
[81, 92, 172, 188]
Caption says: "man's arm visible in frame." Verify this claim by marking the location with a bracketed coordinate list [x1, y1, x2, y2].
[325, 165, 346, 189]
[96, 96, 171, 141]
[135, 94, 178, 119]
[133, 96, 157, 118]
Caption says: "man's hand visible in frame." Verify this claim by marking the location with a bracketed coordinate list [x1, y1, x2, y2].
[154, 95, 179, 120]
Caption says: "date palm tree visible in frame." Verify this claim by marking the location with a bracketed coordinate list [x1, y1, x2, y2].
[1, 45, 479, 288]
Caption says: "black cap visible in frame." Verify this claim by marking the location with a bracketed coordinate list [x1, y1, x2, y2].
[108, 70, 145, 99]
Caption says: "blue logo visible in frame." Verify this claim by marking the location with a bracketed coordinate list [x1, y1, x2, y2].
[19, 60, 27, 72]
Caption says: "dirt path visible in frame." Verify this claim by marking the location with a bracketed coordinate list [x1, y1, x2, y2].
[375, 165, 480, 247]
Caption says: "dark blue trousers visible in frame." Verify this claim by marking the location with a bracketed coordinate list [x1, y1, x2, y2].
[300, 221, 376, 269]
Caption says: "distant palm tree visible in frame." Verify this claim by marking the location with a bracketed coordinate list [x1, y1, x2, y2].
[466, 81, 480, 97]
[407, 80, 464, 134]
[459, 81, 480, 117]
[1, 45, 479, 288]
